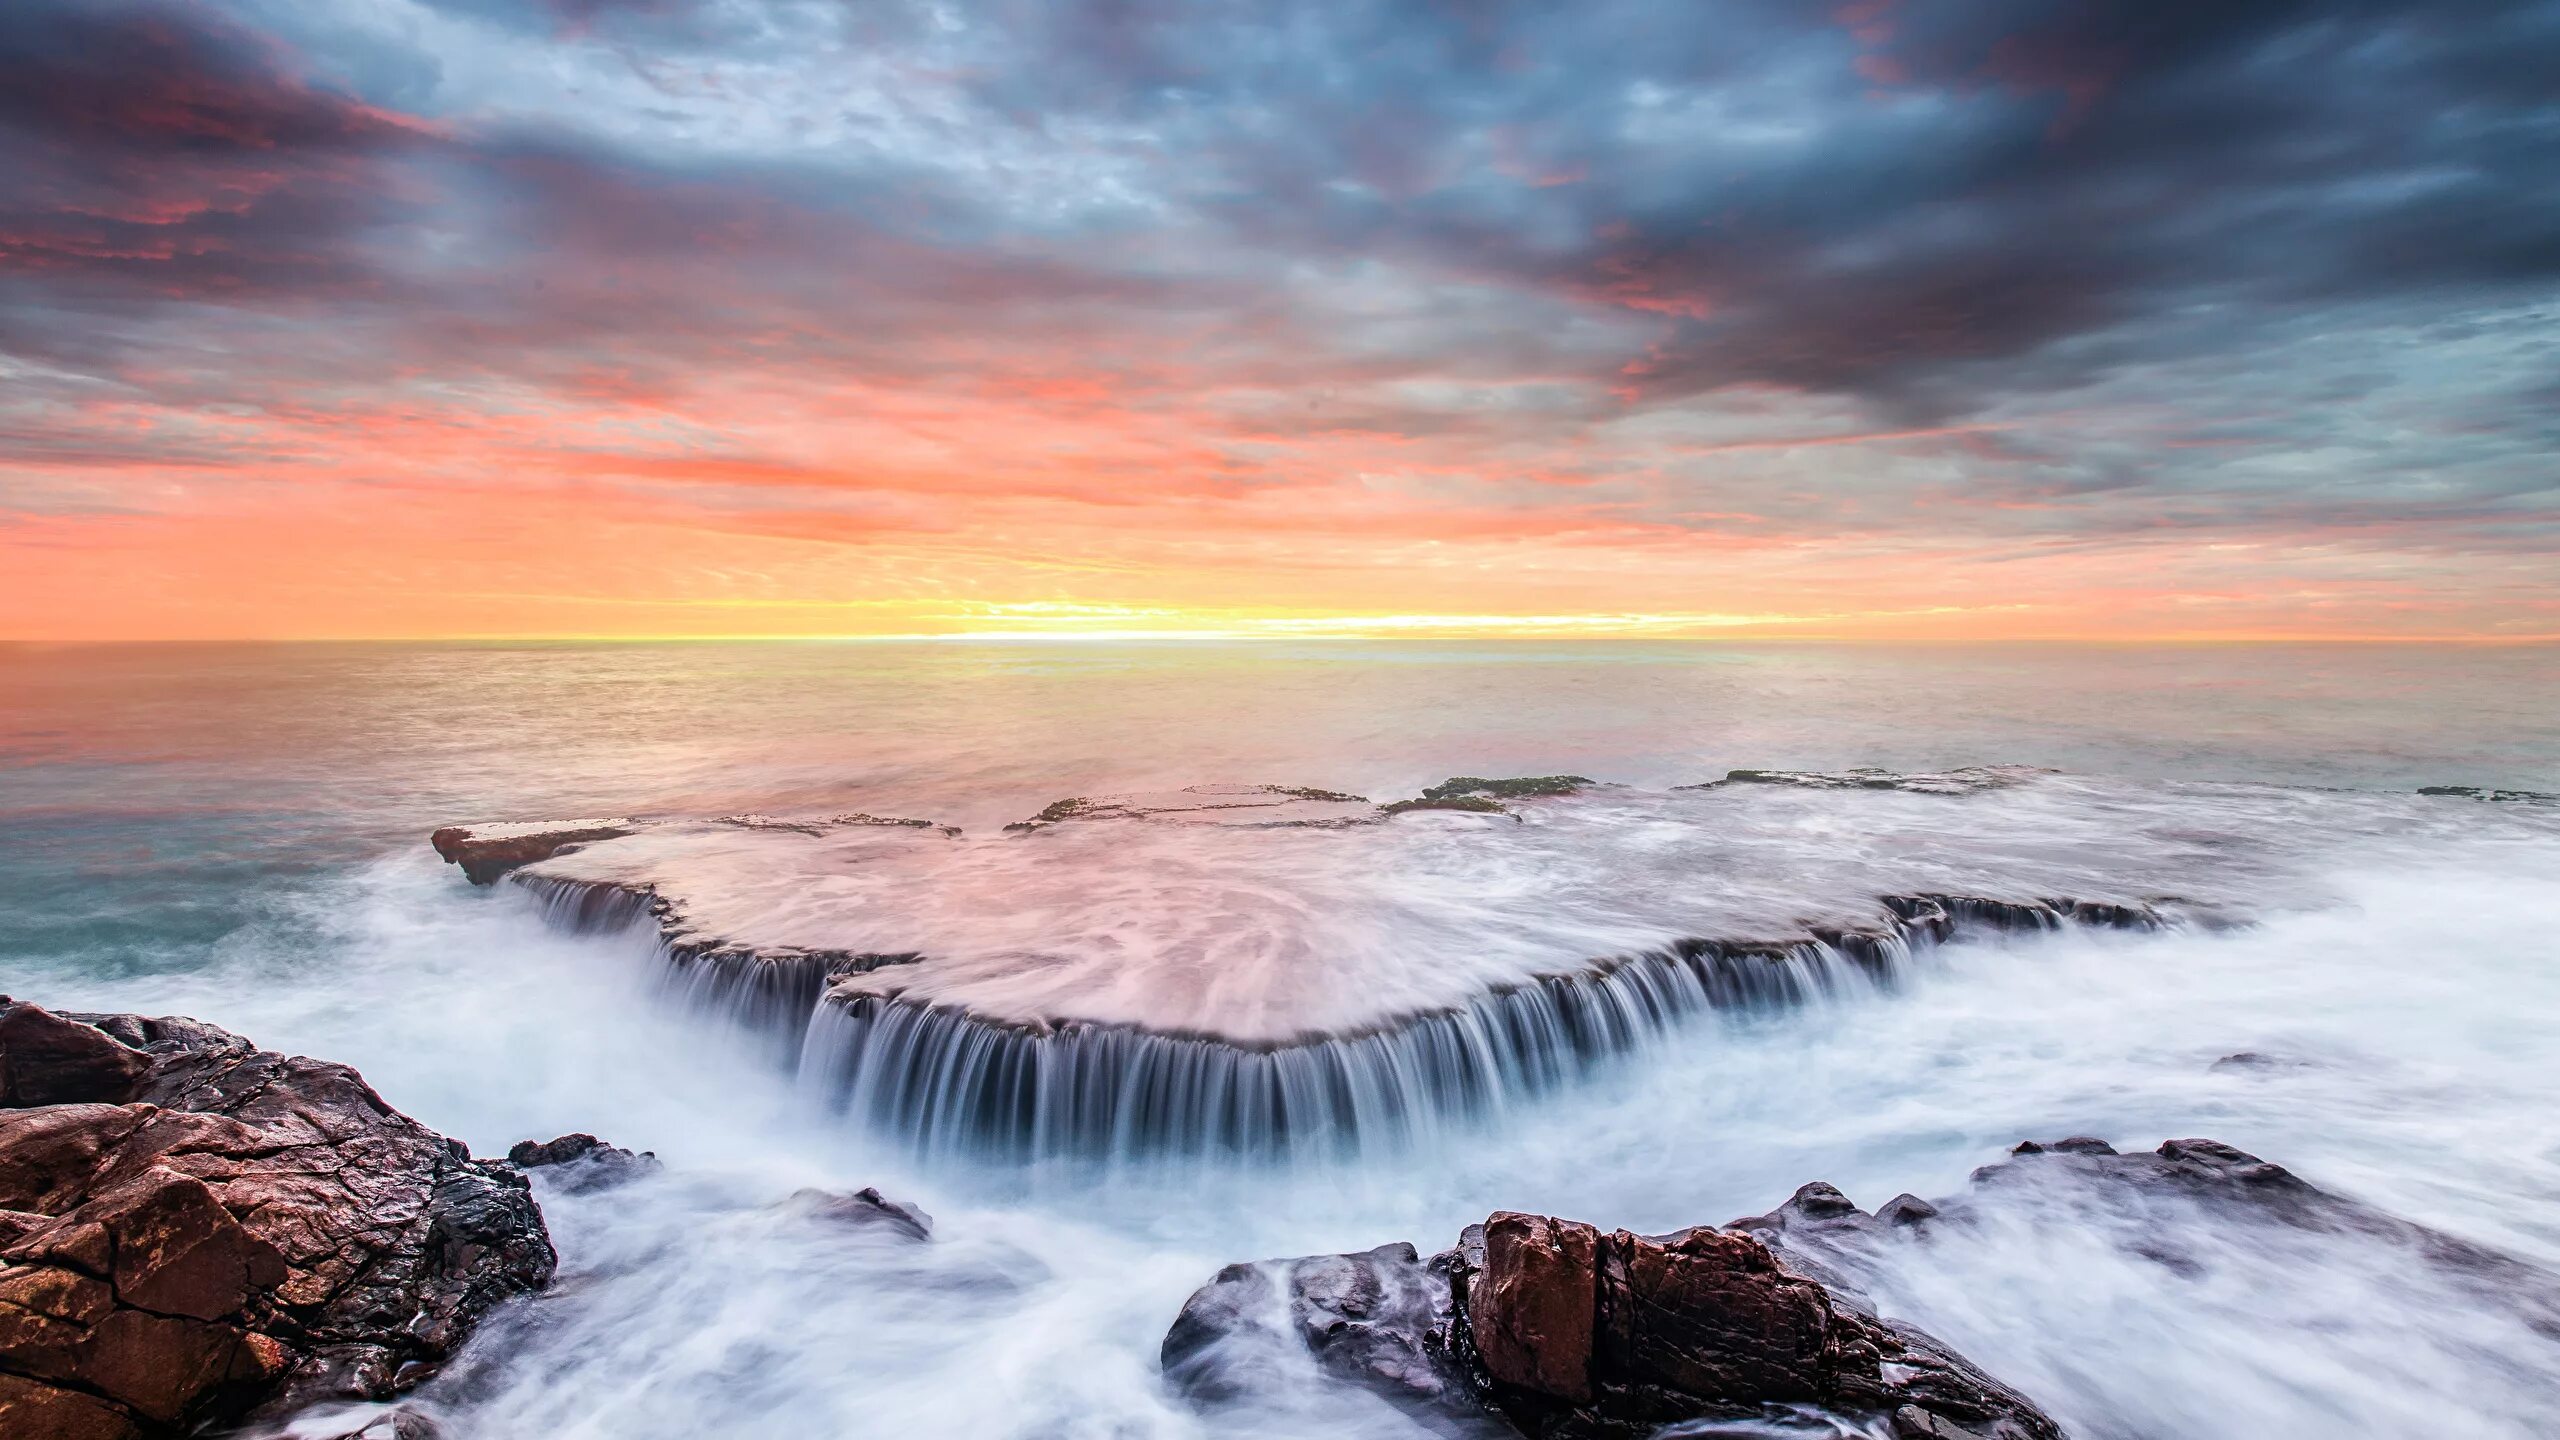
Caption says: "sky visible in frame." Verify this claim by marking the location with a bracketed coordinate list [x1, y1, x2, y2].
[2, 0, 2557, 642]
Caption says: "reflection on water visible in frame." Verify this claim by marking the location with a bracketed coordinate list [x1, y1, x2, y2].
[5, 640, 2559, 1438]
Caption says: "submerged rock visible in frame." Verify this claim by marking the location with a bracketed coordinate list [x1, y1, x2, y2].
[301, 1407, 443, 1440]
[1959, 1138, 2560, 1315]
[1729, 1137, 2560, 1393]
[712, 812, 960, 837]
[0, 999, 554, 1440]
[2416, 784, 2558, 805]
[1162, 1204, 2061, 1440]
[778, 1186, 933, 1241]
[506, 1134, 661, 1194]
[1379, 776, 1594, 820]
[1422, 776, 1594, 802]
[429, 822, 635, 885]
[1003, 784, 1382, 832]
[1697, 768, 2045, 797]
[1380, 794, 1518, 818]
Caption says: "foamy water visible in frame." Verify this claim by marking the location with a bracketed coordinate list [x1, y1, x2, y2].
[5, 641, 2558, 1438]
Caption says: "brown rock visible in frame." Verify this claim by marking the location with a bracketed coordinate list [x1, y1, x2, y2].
[1595, 1225, 1834, 1407]
[0, 1371, 140, 1440]
[0, 999, 554, 1440]
[430, 825, 633, 885]
[0, 1005, 145, 1108]
[1471, 1213, 1599, 1402]
[1164, 1206, 2066, 1440]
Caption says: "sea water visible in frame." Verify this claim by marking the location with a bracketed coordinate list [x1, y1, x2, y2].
[4, 639, 2558, 1438]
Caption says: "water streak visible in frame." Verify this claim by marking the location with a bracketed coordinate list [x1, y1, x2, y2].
[518, 872, 2156, 1160]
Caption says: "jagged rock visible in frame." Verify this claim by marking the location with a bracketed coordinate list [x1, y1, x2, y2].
[0, 1005, 149, 1108]
[778, 1186, 932, 1242]
[1470, 1215, 2059, 1439]
[1161, 1205, 2061, 1440]
[428, 823, 634, 885]
[0, 999, 554, 1440]
[505, 1134, 660, 1194]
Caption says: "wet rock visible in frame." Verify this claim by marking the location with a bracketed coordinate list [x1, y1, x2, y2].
[428, 823, 634, 885]
[1381, 794, 1518, 818]
[779, 1187, 932, 1242]
[1972, 1138, 2560, 1307]
[1737, 1137, 2560, 1352]
[712, 812, 960, 838]
[1698, 768, 2045, 797]
[2206, 1051, 2321, 1075]
[1005, 785, 1383, 832]
[1163, 1241, 1498, 1436]
[299, 1406, 443, 1440]
[1420, 777, 1594, 802]
[505, 1134, 660, 1194]
[1378, 776, 1595, 821]
[2416, 784, 2558, 805]
[0, 999, 554, 1440]
[0, 1004, 149, 1108]
[1162, 1208, 2061, 1440]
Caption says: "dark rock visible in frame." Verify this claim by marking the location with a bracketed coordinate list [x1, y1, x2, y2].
[1472, 1213, 1601, 1404]
[1698, 768, 2043, 797]
[1163, 1241, 1501, 1437]
[0, 999, 554, 1440]
[1420, 777, 1594, 802]
[300, 1406, 443, 1440]
[1381, 795, 1517, 818]
[2417, 784, 2557, 805]
[429, 825, 633, 885]
[1162, 1206, 2061, 1440]
[779, 1186, 932, 1242]
[0, 1004, 147, 1108]
[505, 1134, 660, 1194]
[2207, 1051, 2318, 1075]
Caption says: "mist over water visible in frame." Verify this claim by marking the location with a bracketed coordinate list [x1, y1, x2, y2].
[5, 641, 2559, 1439]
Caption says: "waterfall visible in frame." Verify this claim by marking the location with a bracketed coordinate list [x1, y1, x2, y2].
[509, 872, 2157, 1160]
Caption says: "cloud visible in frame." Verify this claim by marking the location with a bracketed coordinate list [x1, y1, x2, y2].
[0, 0, 2556, 638]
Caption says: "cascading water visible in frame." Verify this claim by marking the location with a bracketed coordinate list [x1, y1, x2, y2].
[516, 871, 2158, 1160]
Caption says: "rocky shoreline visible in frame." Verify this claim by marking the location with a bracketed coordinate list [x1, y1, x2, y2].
[0, 999, 554, 1440]
[10, 995, 2554, 1439]
[0, 999, 953, 1440]
[1159, 1135, 2560, 1440]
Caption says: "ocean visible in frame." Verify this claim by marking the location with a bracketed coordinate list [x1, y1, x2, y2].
[5, 639, 2558, 1438]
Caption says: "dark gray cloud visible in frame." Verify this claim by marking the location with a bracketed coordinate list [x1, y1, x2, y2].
[1, 0, 2555, 550]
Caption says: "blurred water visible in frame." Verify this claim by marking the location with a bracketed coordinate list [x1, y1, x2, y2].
[4, 640, 2559, 1438]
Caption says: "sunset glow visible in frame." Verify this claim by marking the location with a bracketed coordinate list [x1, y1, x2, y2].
[4, 1, 2557, 642]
